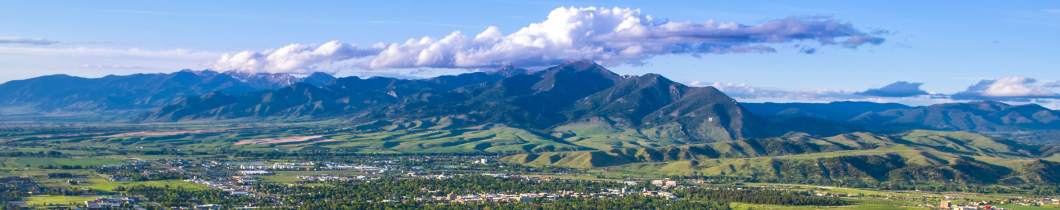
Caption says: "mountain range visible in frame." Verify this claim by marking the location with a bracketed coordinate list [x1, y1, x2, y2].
[0, 70, 335, 114]
[3, 60, 1059, 140]
[744, 101, 1060, 132]
[6, 60, 1060, 186]
[140, 60, 789, 143]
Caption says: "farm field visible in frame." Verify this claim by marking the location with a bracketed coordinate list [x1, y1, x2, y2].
[78, 178, 207, 192]
[730, 203, 925, 210]
[21, 195, 103, 206]
[13, 157, 126, 167]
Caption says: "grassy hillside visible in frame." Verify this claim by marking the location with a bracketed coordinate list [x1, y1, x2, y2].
[7, 119, 589, 154]
[504, 130, 1060, 185]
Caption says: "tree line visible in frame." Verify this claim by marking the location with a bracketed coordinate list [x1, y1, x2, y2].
[672, 188, 848, 206]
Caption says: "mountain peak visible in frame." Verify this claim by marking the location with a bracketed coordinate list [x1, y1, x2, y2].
[500, 63, 518, 69]
[556, 59, 601, 71]
[220, 71, 336, 89]
[533, 60, 623, 91]
[545, 60, 618, 77]
[487, 64, 531, 77]
[303, 72, 337, 86]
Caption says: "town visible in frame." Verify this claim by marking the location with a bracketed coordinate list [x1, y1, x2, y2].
[4, 154, 1058, 209]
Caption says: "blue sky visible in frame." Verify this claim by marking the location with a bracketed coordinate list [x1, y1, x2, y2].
[2, 0, 1059, 107]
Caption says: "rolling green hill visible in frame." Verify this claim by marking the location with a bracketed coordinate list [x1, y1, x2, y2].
[504, 130, 1060, 185]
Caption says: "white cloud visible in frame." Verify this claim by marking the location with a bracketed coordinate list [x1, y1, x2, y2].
[0, 37, 58, 45]
[211, 41, 381, 74]
[1044, 102, 1060, 110]
[855, 81, 929, 97]
[212, 7, 884, 73]
[952, 76, 1060, 100]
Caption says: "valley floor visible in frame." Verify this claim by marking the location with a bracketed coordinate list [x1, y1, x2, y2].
[3, 120, 1060, 209]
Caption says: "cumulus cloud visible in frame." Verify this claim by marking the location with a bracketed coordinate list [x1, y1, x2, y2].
[855, 81, 930, 97]
[951, 76, 1060, 100]
[211, 7, 884, 73]
[0, 37, 59, 45]
[211, 41, 380, 74]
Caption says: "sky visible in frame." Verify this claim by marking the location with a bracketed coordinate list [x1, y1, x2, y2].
[2, 0, 1059, 108]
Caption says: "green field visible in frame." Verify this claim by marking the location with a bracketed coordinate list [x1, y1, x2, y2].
[14, 157, 127, 167]
[257, 175, 303, 183]
[730, 203, 925, 210]
[992, 204, 1060, 210]
[3, 119, 1060, 210]
[21, 195, 102, 206]
[79, 178, 207, 192]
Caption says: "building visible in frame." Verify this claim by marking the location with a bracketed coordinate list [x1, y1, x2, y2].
[239, 170, 272, 175]
[84, 197, 136, 209]
[651, 180, 665, 186]
[233, 175, 258, 184]
[195, 204, 223, 210]
[940, 200, 951, 208]
[231, 190, 253, 196]
[516, 196, 535, 202]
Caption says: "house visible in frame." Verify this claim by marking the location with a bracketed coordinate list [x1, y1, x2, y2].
[651, 180, 665, 186]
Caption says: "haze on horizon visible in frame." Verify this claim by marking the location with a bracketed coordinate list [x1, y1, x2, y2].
[1, 0, 1058, 108]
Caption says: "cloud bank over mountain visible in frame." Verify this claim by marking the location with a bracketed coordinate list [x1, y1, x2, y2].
[687, 81, 862, 101]
[855, 81, 930, 97]
[952, 76, 1060, 100]
[211, 41, 380, 74]
[691, 76, 1060, 107]
[211, 7, 885, 74]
